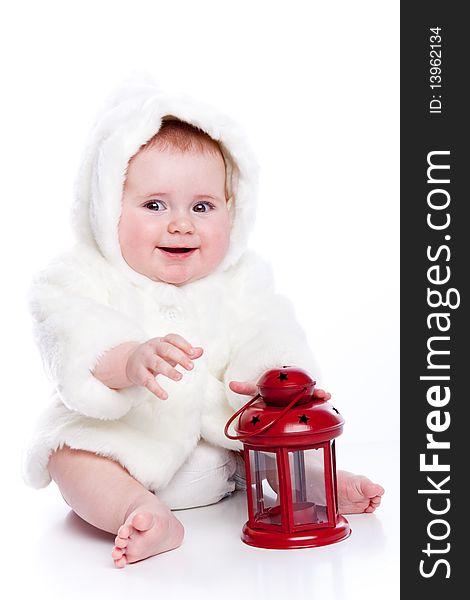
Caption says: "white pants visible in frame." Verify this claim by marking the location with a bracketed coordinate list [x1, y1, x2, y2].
[157, 441, 246, 510]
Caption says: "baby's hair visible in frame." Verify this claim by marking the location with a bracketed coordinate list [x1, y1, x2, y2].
[142, 116, 222, 157]
[134, 116, 233, 202]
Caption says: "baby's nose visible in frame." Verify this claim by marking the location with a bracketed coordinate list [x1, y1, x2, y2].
[168, 217, 195, 234]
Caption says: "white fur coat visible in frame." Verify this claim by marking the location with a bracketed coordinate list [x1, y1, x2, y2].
[23, 80, 317, 493]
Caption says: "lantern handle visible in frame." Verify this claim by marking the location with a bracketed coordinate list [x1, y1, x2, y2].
[224, 387, 308, 441]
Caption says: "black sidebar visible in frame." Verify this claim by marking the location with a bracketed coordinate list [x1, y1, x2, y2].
[401, 2, 468, 597]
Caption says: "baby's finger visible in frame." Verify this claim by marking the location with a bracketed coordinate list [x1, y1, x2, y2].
[142, 342, 177, 368]
[155, 341, 195, 371]
[163, 334, 204, 358]
[313, 388, 331, 400]
[229, 381, 258, 396]
[143, 376, 168, 400]
[153, 357, 183, 382]
[133, 364, 168, 399]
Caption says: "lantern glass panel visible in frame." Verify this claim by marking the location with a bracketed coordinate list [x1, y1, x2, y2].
[248, 449, 282, 527]
[288, 448, 328, 526]
[331, 440, 338, 514]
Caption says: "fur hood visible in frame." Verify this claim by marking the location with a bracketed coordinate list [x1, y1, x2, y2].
[72, 77, 259, 286]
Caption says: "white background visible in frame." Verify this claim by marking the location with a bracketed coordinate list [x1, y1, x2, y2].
[1, 1, 399, 598]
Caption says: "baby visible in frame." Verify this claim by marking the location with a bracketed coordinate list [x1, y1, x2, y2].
[23, 81, 384, 568]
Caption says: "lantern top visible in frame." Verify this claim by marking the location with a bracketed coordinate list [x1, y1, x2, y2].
[235, 367, 344, 446]
[257, 366, 315, 407]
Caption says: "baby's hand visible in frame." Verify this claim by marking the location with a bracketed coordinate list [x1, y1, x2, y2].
[126, 334, 203, 400]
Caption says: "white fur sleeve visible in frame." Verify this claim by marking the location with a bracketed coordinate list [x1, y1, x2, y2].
[29, 253, 149, 420]
[224, 253, 319, 410]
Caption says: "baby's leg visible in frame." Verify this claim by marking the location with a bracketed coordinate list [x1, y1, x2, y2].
[48, 446, 184, 568]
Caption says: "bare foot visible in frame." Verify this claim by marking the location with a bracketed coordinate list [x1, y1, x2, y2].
[112, 507, 184, 568]
[337, 470, 384, 514]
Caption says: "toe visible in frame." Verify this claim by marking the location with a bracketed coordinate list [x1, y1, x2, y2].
[361, 479, 385, 499]
[132, 511, 155, 532]
[112, 547, 125, 560]
[114, 556, 127, 569]
[117, 524, 131, 539]
[114, 536, 128, 549]
[364, 494, 383, 513]
[374, 485, 385, 496]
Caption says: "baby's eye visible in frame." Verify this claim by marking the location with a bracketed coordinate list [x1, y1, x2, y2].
[193, 201, 215, 213]
[144, 200, 166, 211]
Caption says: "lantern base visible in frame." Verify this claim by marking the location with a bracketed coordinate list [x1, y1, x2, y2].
[241, 515, 351, 550]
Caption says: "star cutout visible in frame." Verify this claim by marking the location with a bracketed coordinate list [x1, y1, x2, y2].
[277, 371, 289, 382]
[250, 416, 261, 426]
[298, 414, 310, 424]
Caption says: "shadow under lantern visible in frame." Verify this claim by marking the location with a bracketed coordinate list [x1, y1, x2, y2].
[224, 367, 351, 549]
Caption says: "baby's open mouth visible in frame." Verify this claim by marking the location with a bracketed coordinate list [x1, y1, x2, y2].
[159, 247, 195, 254]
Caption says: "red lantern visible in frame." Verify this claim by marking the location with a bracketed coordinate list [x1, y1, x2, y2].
[224, 367, 351, 549]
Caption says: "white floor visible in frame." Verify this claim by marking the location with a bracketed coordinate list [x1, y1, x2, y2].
[5, 440, 399, 600]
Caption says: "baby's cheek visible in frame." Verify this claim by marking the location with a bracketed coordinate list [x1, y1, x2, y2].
[118, 222, 139, 261]
[119, 212, 153, 259]
[208, 228, 230, 266]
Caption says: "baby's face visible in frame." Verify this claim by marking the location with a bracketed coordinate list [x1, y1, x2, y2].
[119, 146, 231, 285]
